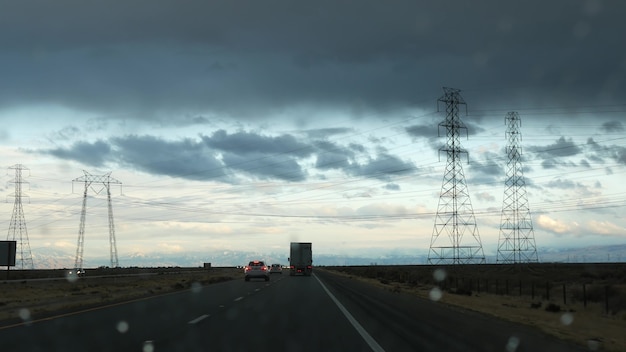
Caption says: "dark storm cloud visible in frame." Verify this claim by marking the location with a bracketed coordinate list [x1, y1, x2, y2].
[304, 128, 353, 139]
[468, 152, 503, 184]
[405, 124, 432, 139]
[601, 121, 624, 132]
[203, 130, 312, 157]
[220, 152, 306, 182]
[1, 0, 624, 118]
[313, 140, 355, 171]
[612, 146, 626, 165]
[529, 137, 583, 158]
[45, 140, 111, 167]
[111, 135, 230, 182]
[349, 153, 416, 181]
[585, 137, 626, 166]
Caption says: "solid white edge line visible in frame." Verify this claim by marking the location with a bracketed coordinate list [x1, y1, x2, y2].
[188, 314, 210, 325]
[314, 274, 386, 352]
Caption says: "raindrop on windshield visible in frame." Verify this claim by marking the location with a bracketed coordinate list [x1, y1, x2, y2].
[191, 282, 202, 293]
[429, 287, 443, 301]
[116, 320, 129, 333]
[18, 308, 30, 321]
[560, 312, 574, 326]
[433, 268, 446, 282]
[143, 340, 155, 352]
[505, 335, 520, 352]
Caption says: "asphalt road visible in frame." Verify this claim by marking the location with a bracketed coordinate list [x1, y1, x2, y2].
[0, 269, 586, 352]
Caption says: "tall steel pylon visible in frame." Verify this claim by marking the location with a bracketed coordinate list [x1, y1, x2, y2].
[6, 164, 34, 269]
[497, 112, 539, 263]
[428, 87, 485, 265]
[73, 171, 121, 270]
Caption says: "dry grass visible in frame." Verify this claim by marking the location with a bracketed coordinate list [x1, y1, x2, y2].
[324, 265, 626, 352]
[0, 268, 241, 324]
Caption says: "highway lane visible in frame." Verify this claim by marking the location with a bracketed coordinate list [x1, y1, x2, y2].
[0, 272, 372, 351]
[0, 269, 587, 351]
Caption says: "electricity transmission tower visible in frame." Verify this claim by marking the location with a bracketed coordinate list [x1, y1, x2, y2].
[73, 171, 122, 270]
[6, 164, 34, 269]
[497, 112, 539, 263]
[428, 88, 485, 265]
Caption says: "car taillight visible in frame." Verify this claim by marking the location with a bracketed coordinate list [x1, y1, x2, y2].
[307, 265, 312, 269]
[262, 267, 267, 271]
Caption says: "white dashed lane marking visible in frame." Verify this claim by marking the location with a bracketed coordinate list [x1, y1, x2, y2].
[188, 314, 210, 325]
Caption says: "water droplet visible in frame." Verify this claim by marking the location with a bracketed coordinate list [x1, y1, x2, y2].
[116, 320, 129, 333]
[560, 312, 574, 326]
[433, 268, 446, 282]
[18, 308, 30, 321]
[505, 336, 520, 352]
[429, 287, 442, 301]
[65, 271, 79, 283]
[143, 340, 155, 352]
[191, 282, 202, 293]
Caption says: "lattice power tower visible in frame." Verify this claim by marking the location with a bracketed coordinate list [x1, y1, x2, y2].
[428, 88, 485, 265]
[6, 164, 34, 269]
[497, 112, 539, 263]
[73, 171, 121, 270]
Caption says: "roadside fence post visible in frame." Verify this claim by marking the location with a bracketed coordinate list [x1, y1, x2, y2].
[605, 285, 609, 314]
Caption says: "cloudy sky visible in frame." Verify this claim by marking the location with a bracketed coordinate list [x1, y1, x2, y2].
[1, 0, 625, 267]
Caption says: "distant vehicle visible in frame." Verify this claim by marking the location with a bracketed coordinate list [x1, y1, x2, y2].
[244, 260, 270, 281]
[289, 242, 312, 276]
[269, 263, 282, 274]
[67, 268, 85, 276]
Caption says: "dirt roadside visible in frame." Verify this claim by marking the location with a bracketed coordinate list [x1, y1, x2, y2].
[0, 268, 241, 325]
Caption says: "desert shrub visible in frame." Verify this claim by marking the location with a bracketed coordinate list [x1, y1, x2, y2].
[545, 303, 561, 312]
[449, 287, 472, 296]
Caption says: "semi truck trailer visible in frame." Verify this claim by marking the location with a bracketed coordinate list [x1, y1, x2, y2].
[289, 242, 312, 276]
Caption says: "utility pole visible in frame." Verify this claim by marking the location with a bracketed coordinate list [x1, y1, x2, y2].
[6, 164, 34, 269]
[428, 88, 485, 265]
[72, 171, 122, 270]
[497, 112, 539, 263]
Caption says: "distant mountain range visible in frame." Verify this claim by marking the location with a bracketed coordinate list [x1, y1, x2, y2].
[25, 244, 626, 269]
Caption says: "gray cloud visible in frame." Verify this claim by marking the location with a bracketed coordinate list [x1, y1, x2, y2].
[112, 135, 229, 182]
[1, 0, 624, 120]
[349, 153, 416, 181]
[601, 121, 624, 132]
[203, 130, 312, 157]
[529, 137, 583, 159]
[313, 140, 356, 171]
[45, 140, 111, 167]
[221, 152, 306, 182]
